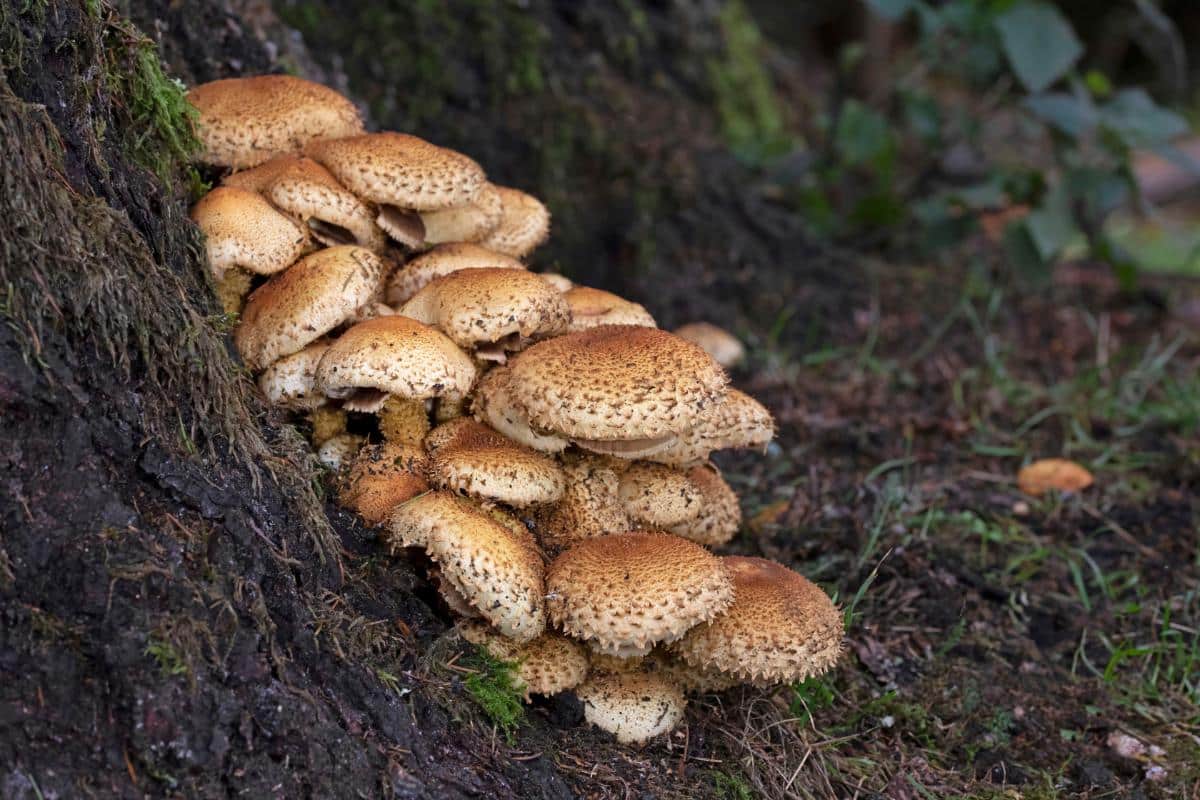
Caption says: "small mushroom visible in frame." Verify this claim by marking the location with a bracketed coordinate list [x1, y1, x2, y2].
[457, 620, 589, 700]
[308, 406, 349, 448]
[257, 340, 330, 411]
[315, 433, 364, 471]
[616, 462, 703, 529]
[564, 286, 656, 332]
[478, 185, 551, 258]
[647, 388, 775, 467]
[673, 322, 745, 368]
[385, 243, 527, 306]
[419, 182, 504, 247]
[667, 463, 741, 547]
[424, 418, 565, 507]
[337, 442, 430, 525]
[576, 671, 686, 744]
[535, 453, 631, 552]
[537, 272, 574, 292]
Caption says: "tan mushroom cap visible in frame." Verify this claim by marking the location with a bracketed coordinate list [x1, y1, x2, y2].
[425, 418, 565, 507]
[535, 454, 630, 551]
[419, 182, 503, 246]
[478, 185, 551, 258]
[458, 620, 589, 700]
[315, 316, 477, 408]
[234, 245, 385, 371]
[546, 532, 734, 656]
[470, 366, 569, 453]
[672, 322, 745, 368]
[191, 186, 309, 280]
[616, 462, 702, 529]
[387, 491, 546, 642]
[385, 243, 527, 305]
[577, 671, 686, 744]
[316, 433, 364, 471]
[507, 325, 729, 445]
[648, 388, 775, 467]
[668, 464, 741, 547]
[674, 557, 844, 685]
[537, 272, 574, 292]
[337, 442, 430, 525]
[188, 75, 363, 168]
[258, 340, 330, 410]
[564, 287, 657, 332]
[399, 267, 570, 355]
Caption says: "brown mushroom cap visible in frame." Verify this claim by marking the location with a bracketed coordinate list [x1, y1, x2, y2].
[470, 366, 569, 453]
[546, 532, 734, 656]
[616, 462, 703, 529]
[190, 186, 309, 280]
[234, 245, 385, 371]
[564, 287, 657, 332]
[673, 557, 844, 685]
[420, 182, 503, 246]
[387, 491, 546, 642]
[424, 418, 565, 507]
[667, 464, 741, 547]
[535, 454, 631, 552]
[337, 442, 430, 525]
[458, 620, 589, 700]
[315, 315, 477, 407]
[507, 325, 729, 444]
[385, 243, 527, 305]
[188, 75, 363, 168]
[257, 340, 330, 410]
[537, 272, 574, 292]
[478, 185, 551, 258]
[672, 322, 745, 368]
[576, 671, 686, 744]
[647, 388, 775, 467]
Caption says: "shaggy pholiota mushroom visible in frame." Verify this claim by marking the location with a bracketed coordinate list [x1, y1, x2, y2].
[667, 463, 742, 547]
[385, 242, 527, 306]
[418, 182, 503, 247]
[257, 340, 330, 411]
[424, 418, 565, 507]
[616, 461, 703, 529]
[337, 442, 430, 525]
[477, 185, 552, 258]
[470, 366, 568, 454]
[575, 671, 686, 744]
[535, 453, 631, 551]
[647, 387, 776, 466]
[457, 620, 589, 700]
[673, 321, 745, 368]
[563, 286, 656, 332]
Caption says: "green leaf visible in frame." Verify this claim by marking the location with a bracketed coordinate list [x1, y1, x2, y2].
[1022, 92, 1096, 139]
[1002, 219, 1051, 282]
[866, 0, 915, 21]
[1100, 89, 1189, 148]
[994, 2, 1083, 92]
[1024, 182, 1078, 261]
[834, 99, 895, 168]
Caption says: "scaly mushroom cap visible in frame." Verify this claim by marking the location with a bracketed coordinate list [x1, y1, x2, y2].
[191, 186, 309, 280]
[458, 620, 589, 700]
[258, 340, 330, 410]
[537, 272, 574, 292]
[315, 316, 477, 408]
[564, 287, 657, 332]
[477, 186, 550, 259]
[425, 418, 565, 507]
[385, 243, 527, 305]
[235, 245, 385, 371]
[648, 388, 775, 467]
[387, 492, 545, 642]
[674, 557, 844, 685]
[337, 442, 430, 525]
[399, 267, 570, 355]
[648, 651, 740, 694]
[420, 182, 503, 246]
[470, 366, 569, 453]
[668, 464, 741, 547]
[673, 322, 745, 368]
[616, 462, 703, 528]
[576, 671, 686, 744]
[535, 453, 631, 552]
[546, 532, 734, 656]
[507, 326, 729, 446]
[188, 75, 363, 168]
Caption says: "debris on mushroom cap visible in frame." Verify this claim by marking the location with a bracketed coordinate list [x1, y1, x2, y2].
[647, 388, 775, 467]
[425, 418, 565, 507]
[188, 75, 363, 168]
[387, 491, 546, 642]
[316, 433, 364, 471]
[457, 620, 590, 700]
[315, 315, 477, 412]
[258, 341, 330, 411]
[378, 396, 432, 446]
[398, 268, 570, 359]
[234, 245, 386, 371]
[616, 462, 703, 529]
[534, 454, 631, 552]
[673, 322, 745, 368]
[564, 287, 657, 332]
[673, 557, 844, 685]
[478, 185, 551, 258]
[419, 182, 503, 247]
[191, 186, 309, 280]
[337, 442, 430, 525]
[576, 671, 686, 744]
[668, 464, 741, 547]
[309, 406, 348, 447]
[546, 532, 734, 656]
[537, 272, 574, 292]
[385, 243, 527, 305]
[471, 366, 569, 454]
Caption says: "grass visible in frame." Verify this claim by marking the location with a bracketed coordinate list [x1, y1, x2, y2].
[463, 646, 525, 744]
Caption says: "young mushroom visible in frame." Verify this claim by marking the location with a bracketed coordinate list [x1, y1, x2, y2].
[384, 242, 527, 306]
[667, 464, 742, 547]
[615, 462, 703, 529]
[457, 620, 589, 700]
[478, 185, 551, 258]
[563, 286, 656, 332]
[424, 418, 565, 507]
[672, 322, 745, 368]
[647, 388, 775, 467]
[337, 442, 430, 525]
[576, 671, 686, 744]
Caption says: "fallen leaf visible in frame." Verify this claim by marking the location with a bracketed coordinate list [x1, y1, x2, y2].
[748, 499, 789, 533]
[1017, 458, 1094, 496]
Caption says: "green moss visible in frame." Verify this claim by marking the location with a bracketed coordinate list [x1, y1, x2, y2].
[145, 638, 189, 678]
[464, 645, 524, 743]
[711, 771, 754, 800]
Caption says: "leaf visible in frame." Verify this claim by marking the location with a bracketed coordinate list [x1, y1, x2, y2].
[1023, 92, 1096, 139]
[866, 0, 915, 21]
[994, 2, 1083, 93]
[1100, 89, 1189, 149]
[834, 99, 895, 168]
[1017, 458, 1094, 496]
[1023, 182, 1078, 262]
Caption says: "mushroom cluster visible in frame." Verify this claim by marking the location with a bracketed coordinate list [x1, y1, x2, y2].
[188, 75, 844, 745]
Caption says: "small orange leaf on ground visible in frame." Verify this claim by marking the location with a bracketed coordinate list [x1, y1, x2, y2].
[748, 499, 789, 533]
[1017, 458, 1094, 496]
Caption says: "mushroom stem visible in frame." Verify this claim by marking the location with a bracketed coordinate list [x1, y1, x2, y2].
[214, 267, 253, 315]
[379, 396, 431, 446]
[309, 406, 348, 447]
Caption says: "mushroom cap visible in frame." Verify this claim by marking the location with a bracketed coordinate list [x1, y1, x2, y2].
[315, 315, 478, 404]
[306, 132, 486, 211]
[535, 454, 631, 552]
[507, 325, 729, 442]
[190, 186, 309, 280]
[673, 557, 844, 685]
[537, 272, 574, 292]
[546, 532, 734, 656]
[458, 620, 589, 699]
[399, 267, 570, 351]
[616, 462, 703, 529]
[425, 418, 565, 507]
[576, 671, 686, 744]
[316, 433, 364, 471]
[470, 366, 569, 453]
[234, 245, 385, 371]
[387, 491, 546, 642]
[478, 185, 551, 258]
[258, 340, 330, 410]
[667, 464, 741, 547]
[672, 322, 745, 368]
[188, 75, 363, 168]
[337, 442, 430, 525]
[385, 243, 527, 305]
[564, 287, 657, 332]
[420, 182, 503, 246]
[647, 388, 775, 467]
